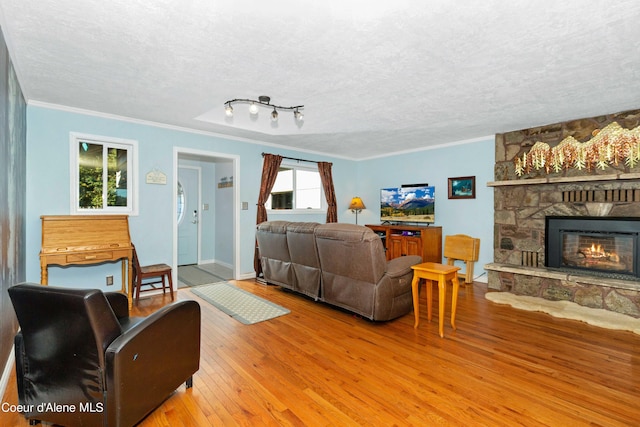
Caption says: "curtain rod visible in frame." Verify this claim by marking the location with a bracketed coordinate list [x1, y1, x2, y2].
[262, 152, 331, 165]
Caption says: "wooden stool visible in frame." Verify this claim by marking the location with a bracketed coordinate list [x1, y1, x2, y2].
[411, 262, 461, 338]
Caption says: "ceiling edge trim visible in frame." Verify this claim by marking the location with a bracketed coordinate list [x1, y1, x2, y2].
[27, 100, 356, 161]
[357, 134, 496, 161]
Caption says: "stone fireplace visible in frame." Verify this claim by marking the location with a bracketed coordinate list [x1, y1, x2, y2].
[486, 109, 640, 318]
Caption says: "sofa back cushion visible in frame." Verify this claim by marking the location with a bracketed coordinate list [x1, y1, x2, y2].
[315, 224, 386, 281]
[286, 222, 322, 299]
[314, 224, 387, 317]
[256, 221, 295, 287]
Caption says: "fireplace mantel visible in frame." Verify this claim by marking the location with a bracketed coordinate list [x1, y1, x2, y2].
[488, 172, 640, 187]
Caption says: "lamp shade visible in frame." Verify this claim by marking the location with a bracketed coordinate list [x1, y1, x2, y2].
[349, 197, 366, 211]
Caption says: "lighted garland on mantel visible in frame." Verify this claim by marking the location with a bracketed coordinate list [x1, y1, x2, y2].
[514, 122, 640, 176]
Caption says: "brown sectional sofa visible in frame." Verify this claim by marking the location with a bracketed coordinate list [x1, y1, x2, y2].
[256, 221, 422, 321]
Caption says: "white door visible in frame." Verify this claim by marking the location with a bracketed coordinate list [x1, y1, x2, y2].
[178, 167, 199, 265]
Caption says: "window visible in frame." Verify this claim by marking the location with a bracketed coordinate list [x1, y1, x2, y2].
[177, 181, 185, 224]
[70, 133, 139, 215]
[266, 164, 324, 211]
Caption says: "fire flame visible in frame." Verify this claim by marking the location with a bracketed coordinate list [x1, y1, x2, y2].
[589, 243, 606, 258]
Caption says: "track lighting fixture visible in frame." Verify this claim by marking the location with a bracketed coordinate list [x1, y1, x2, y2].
[224, 95, 304, 122]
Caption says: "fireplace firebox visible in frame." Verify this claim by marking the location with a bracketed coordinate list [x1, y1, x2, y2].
[545, 216, 640, 280]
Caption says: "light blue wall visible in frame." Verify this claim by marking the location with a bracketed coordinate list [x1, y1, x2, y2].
[25, 104, 494, 288]
[177, 158, 219, 263]
[214, 161, 234, 267]
[25, 106, 357, 289]
[356, 138, 495, 281]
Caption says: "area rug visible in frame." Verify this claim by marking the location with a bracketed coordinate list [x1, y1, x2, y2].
[178, 265, 228, 287]
[485, 292, 640, 335]
[191, 282, 290, 324]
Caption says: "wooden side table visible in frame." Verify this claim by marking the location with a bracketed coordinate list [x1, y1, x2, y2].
[411, 262, 461, 338]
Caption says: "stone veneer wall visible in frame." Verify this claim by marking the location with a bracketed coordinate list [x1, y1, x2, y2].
[0, 27, 27, 380]
[489, 109, 640, 318]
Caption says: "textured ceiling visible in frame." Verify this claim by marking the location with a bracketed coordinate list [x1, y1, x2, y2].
[1, 0, 640, 159]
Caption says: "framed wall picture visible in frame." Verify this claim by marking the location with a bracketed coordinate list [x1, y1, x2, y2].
[448, 176, 476, 199]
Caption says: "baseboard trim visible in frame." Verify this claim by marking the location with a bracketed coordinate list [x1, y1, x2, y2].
[474, 273, 488, 283]
[212, 259, 233, 270]
[238, 272, 256, 281]
[0, 344, 15, 401]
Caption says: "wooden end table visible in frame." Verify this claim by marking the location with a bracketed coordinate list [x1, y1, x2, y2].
[411, 262, 461, 338]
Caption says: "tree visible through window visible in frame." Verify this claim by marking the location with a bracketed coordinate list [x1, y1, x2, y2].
[78, 142, 128, 208]
[71, 133, 138, 215]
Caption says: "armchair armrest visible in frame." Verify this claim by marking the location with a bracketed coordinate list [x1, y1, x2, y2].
[105, 300, 201, 427]
[386, 255, 422, 278]
[104, 292, 129, 319]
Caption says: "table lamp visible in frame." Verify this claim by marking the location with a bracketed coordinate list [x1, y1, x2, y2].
[348, 196, 366, 224]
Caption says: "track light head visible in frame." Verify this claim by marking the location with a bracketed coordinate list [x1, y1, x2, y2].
[223, 96, 304, 123]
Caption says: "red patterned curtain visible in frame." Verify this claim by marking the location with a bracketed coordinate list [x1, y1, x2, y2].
[318, 161, 338, 223]
[254, 154, 283, 277]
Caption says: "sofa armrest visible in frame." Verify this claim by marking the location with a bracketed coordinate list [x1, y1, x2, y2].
[105, 300, 201, 427]
[104, 292, 129, 319]
[386, 255, 422, 278]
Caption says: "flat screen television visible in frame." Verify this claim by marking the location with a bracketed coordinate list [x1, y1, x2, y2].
[380, 185, 435, 224]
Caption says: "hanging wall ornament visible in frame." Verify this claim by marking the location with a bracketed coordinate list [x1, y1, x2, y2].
[514, 122, 640, 176]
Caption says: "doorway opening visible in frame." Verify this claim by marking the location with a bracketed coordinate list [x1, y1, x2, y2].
[173, 148, 240, 287]
[178, 166, 200, 266]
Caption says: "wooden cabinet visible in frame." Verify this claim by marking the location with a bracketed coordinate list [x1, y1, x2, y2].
[388, 234, 421, 259]
[40, 215, 134, 307]
[366, 224, 442, 263]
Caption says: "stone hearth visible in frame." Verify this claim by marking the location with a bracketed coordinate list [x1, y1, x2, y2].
[486, 109, 640, 318]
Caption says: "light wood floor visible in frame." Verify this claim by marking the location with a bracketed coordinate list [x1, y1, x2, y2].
[2, 280, 639, 426]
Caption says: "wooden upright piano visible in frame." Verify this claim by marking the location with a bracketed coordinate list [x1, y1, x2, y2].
[40, 215, 134, 308]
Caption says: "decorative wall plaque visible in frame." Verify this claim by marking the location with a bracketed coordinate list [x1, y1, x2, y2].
[146, 169, 167, 185]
